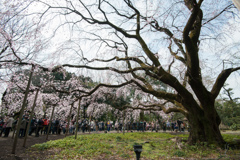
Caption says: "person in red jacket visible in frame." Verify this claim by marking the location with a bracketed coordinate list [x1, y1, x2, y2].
[0, 117, 4, 137]
[43, 117, 49, 134]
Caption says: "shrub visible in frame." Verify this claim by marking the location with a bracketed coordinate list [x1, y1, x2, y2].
[230, 123, 239, 131]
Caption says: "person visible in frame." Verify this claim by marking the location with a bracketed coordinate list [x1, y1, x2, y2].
[162, 121, 167, 132]
[177, 119, 182, 131]
[4, 115, 14, 137]
[29, 117, 37, 136]
[0, 117, 4, 137]
[166, 121, 171, 131]
[143, 121, 146, 132]
[107, 121, 111, 132]
[132, 121, 136, 131]
[0, 116, 7, 137]
[171, 121, 175, 132]
[81, 119, 86, 133]
[154, 121, 158, 132]
[127, 121, 131, 132]
[139, 121, 143, 132]
[54, 119, 60, 134]
[84, 120, 89, 133]
[95, 120, 99, 132]
[24, 116, 29, 136]
[43, 117, 49, 134]
[115, 121, 119, 131]
[87, 120, 91, 133]
[146, 122, 150, 131]
[181, 122, 185, 132]
[69, 121, 73, 134]
[101, 121, 104, 131]
[90, 120, 95, 132]
[98, 121, 101, 131]
[174, 122, 179, 132]
[19, 116, 27, 138]
[151, 121, 155, 132]
[137, 121, 140, 131]
[35, 118, 43, 137]
[61, 120, 67, 134]
[119, 122, 123, 132]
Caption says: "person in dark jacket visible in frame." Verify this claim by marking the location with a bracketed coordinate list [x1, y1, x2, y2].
[35, 118, 43, 137]
[19, 117, 26, 138]
[29, 117, 37, 136]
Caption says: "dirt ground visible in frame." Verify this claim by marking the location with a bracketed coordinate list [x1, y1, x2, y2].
[0, 133, 67, 160]
[0, 130, 239, 160]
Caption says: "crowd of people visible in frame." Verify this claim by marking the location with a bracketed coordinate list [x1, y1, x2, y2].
[0, 114, 188, 138]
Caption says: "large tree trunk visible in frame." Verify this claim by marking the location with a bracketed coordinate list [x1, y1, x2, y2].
[187, 105, 225, 146]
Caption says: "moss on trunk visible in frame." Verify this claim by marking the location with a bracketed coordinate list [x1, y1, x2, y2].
[187, 110, 225, 146]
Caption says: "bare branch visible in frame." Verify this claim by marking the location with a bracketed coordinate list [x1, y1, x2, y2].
[202, 4, 234, 26]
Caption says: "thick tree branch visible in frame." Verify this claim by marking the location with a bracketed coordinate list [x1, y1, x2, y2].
[211, 67, 240, 99]
[182, 0, 213, 106]
[132, 78, 180, 103]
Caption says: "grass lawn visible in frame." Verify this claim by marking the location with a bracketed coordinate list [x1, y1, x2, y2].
[29, 132, 240, 160]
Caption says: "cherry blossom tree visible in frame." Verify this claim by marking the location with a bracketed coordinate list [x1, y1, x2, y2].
[0, 0, 50, 105]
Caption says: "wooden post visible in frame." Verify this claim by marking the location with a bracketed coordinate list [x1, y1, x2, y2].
[12, 128, 15, 139]
[46, 105, 56, 140]
[23, 89, 39, 147]
[117, 118, 119, 133]
[88, 116, 91, 134]
[65, 103, 73, 137]
[75, 98, 81, 139]
[12, 66, 34, 154]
